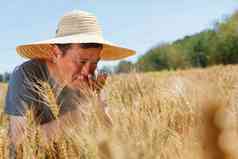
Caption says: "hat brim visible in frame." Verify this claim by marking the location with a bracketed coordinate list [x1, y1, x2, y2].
[16, 33, 136, 61]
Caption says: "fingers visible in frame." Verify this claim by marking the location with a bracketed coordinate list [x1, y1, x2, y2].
[88, 74, 94, 90]
[97, 72, 108, 81]
[75, 74, 95, 91]
[68, 75, 88, 91]
[96, 73, 108, 89]
[68, 73, 108, 93]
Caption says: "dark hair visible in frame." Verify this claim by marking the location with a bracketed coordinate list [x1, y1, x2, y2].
[55, 43, 103, 55]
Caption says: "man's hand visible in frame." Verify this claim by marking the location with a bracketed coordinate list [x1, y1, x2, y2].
[89, 73, 107, 93]
[68, 73, 108, 94]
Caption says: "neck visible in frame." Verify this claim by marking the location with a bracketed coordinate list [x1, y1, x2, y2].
[46, 61, 66, 87]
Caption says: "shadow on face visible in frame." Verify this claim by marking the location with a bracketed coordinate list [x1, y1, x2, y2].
[53, 43, 102, 84]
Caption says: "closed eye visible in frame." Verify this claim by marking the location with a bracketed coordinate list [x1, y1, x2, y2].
[78, 59, 87, 64]
[75, 59, 99, 66]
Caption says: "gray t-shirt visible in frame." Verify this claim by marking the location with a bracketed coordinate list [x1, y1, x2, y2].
[4, 59, 80, 124]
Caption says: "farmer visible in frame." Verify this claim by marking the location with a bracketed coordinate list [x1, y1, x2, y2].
[4, 10, 135, 152]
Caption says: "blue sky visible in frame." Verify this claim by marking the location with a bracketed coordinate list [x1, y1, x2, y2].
[0, 0, 237, 73]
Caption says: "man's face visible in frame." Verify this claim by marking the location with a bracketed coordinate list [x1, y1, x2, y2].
[54, 44, 101, 87]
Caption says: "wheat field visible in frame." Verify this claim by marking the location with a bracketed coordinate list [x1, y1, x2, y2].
[0, 65, 238, 159]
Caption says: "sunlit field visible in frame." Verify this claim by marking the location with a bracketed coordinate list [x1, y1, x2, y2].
[0, 65, 238, 159]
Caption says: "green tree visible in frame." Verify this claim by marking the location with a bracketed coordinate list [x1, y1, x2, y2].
[0, 74, 3, 82]
[135, 10, 238, 72]
[116, 61, 134, 73]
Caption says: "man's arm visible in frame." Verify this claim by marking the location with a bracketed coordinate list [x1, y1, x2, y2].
[8, 95, 113, 147]
[8, 116, 27, 146]
[8, 111, 76, 147]
[8, 97, 113, 147]
[96, 91, 113, 128]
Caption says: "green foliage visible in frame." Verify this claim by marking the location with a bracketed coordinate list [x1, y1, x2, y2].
[0, 75, 3, 82]
[0, 72, 11, 82]
[99, 65, 114, 75]
[137, 43, 190, 72]
[120, 10, 238, 72]
[115, 61, 134, 73]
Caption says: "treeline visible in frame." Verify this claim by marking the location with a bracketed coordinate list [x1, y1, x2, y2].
[2, 11, 238, 77]
[116, 10, 238, 73]
[0, 72, 11, 82]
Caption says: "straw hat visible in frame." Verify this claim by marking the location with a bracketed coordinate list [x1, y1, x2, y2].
[16, 10, 136, 60]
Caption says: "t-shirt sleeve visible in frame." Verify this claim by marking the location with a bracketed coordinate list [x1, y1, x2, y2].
[4, 66, 32, 116]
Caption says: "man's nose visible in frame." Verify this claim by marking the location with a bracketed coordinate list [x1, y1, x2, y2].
[81, 62, 92, 76]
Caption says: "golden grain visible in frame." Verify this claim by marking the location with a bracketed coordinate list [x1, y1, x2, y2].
[0, 65, 238, 158]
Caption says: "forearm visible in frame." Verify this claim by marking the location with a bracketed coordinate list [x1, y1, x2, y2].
[41, 100, 113, 141]
[103, 107, 113, 127]
[39, 111, 78, 144]
[97, 95, 113, 128]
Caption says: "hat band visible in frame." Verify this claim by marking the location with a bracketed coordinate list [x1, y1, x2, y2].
[55, 30, 102, 38]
